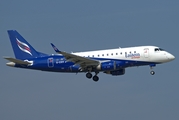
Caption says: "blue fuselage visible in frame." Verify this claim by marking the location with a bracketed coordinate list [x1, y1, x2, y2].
[15, 55, 157, 73]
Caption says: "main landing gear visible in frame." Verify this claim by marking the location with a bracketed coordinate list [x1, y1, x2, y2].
[92, 75, 99, 82]
[86, 72, 99, 82]
[86, 72, 92, 79]
[150, 64, 156, 75]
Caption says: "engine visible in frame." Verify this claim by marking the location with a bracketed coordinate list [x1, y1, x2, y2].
[96, 60, 126, 71]
[104, 69, 125, 76]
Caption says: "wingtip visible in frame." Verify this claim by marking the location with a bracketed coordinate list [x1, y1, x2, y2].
[50, 43, 60, 52]
[50, 43, 54, 46]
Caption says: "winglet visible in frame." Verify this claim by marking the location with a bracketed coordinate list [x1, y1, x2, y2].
[50, 43, 61, 53]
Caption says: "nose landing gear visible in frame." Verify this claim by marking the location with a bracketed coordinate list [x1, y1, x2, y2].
[150, 71, 155, 75]
[150, 64, 156, 75]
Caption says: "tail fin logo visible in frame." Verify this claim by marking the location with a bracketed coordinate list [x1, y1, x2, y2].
[16, 38, 32, 56]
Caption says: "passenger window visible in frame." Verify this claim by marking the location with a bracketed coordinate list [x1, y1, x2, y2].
[107, 54, 108, 56]
[120, 52, 122, 55]
[116, 53, 118, 55]
[111, 53, 113, 55]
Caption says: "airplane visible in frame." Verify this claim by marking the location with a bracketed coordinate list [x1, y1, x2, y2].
[4, 30, 175, 82]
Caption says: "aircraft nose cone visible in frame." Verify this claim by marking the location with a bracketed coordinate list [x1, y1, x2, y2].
[171, 54, 175, 60]
[169, 54, 175, 60]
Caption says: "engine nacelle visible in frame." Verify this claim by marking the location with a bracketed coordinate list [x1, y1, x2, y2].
[104, 69, 125, 76]
[96, 61, 115, 71]
[96, 61, 126, 71]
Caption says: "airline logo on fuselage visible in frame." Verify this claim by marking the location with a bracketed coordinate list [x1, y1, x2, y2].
[125, 52, 140, 59]
[16, 38, 32, 56]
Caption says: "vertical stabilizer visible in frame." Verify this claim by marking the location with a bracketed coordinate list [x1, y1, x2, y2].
[7, 30, 46, 59]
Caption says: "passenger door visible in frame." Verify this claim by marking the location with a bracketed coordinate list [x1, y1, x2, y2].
[144, 48, 149, 58]
[47, 58, 54, 68]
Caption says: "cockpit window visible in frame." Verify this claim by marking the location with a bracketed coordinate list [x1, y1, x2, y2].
[154, 48, 159, 51]
[154, 48, 165, 51]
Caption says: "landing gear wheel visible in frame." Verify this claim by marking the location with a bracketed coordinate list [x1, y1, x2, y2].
[86, 73, 92, 79]
[150, 71, 155, 75]
[93, 75, 99, 82]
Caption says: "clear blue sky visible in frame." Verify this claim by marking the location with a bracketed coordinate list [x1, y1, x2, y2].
[0, 0, 179, 120]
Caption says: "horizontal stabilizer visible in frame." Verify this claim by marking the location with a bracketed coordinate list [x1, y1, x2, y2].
[3, 56, 31, 65]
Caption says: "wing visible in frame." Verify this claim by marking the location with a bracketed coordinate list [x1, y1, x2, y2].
[51, 43, 100, 69]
